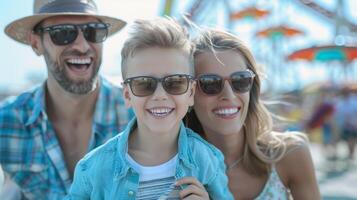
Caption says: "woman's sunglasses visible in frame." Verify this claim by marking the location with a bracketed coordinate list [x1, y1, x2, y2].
[34, 22, 110, 45]
[197, 69, 255, 95]
[123, 74, 194, 97]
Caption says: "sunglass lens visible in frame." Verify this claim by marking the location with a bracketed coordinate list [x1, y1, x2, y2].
[49, 25, 77, 45]
[231, 72, 254, 93]
[199, 75, 223, 95]
[83, 23, 108, 43]
[130, 77, 157, 97]
[163, 75, 190, 95]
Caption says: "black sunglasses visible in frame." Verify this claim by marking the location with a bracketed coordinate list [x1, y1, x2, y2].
[34, 22, 110, 45]
[123, 74, 194, 97]
[197, 69, 255, 95]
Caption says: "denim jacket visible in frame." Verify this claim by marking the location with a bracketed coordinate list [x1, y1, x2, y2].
[66, 118, 233, 200]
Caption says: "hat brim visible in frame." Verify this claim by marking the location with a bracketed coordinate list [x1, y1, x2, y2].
[5, 13, 126, 45]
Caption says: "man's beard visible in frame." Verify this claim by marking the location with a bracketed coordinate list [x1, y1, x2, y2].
[43, 49, 101, 95]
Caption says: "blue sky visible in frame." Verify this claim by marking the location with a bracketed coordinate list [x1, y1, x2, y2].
[1, 0, 356, 93]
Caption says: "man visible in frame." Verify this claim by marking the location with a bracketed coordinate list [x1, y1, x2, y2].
[0, 0, 133, 199]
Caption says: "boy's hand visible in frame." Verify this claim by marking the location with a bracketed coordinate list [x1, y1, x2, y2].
[175, 177, 209, 200]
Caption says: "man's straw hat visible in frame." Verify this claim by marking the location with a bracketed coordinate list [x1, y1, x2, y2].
[5, 0, 126, 45]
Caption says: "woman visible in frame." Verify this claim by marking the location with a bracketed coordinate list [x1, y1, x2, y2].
[185, 29, 320, 199]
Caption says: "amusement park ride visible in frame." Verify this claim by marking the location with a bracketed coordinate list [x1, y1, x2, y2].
[287, 0, 357, 84]
[162, 0, 357, 92]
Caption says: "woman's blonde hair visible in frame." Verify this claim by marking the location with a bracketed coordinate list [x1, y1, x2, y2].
[121, 17, 194, 79]
[186, 29, 306, 176]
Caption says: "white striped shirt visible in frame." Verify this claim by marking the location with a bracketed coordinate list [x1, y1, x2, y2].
[126, 154, 180, 199]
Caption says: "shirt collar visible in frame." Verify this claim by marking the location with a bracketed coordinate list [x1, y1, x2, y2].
[92, 78, 126, 137]
[25, 82, 46, 126]
[25, 78, 122, 132]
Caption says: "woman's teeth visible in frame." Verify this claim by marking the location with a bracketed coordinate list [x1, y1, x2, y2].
[213, 108, 239, 116]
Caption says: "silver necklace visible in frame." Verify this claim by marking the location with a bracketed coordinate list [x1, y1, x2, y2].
[226, 157, 243, 171]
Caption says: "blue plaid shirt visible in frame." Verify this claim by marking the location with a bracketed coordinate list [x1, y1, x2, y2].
[0, 77, 133, 200]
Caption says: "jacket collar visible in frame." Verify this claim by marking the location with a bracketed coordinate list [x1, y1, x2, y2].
[114, 117, 193, 179]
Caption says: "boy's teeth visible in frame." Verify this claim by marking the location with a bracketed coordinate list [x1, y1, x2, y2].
[214, 108, 238, 115]
[149, 108, 173, 116]
[67, 58, 91, 64]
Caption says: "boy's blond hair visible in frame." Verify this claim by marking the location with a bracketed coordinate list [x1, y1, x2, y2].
[121, 17, 194, 79]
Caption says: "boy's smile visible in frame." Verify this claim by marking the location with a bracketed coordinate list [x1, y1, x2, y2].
[123, 47, 195, 135]
[147, 107, 175, 118]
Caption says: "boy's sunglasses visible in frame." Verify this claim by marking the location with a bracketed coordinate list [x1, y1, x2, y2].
[123, 74, 194, 97]
[197, 69, 255, 95]
[34, 22, 110, 45]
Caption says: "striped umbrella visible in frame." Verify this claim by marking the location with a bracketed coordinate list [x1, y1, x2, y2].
[230, 7, 269, 20]
[256, 25, 304, 39]
[288, 45, 357, 62]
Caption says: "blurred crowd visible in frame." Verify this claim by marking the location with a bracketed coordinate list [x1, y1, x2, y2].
[271, 83, 357, 165]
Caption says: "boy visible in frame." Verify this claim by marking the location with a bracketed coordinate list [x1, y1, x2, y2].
[67, 17, 233, 200]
